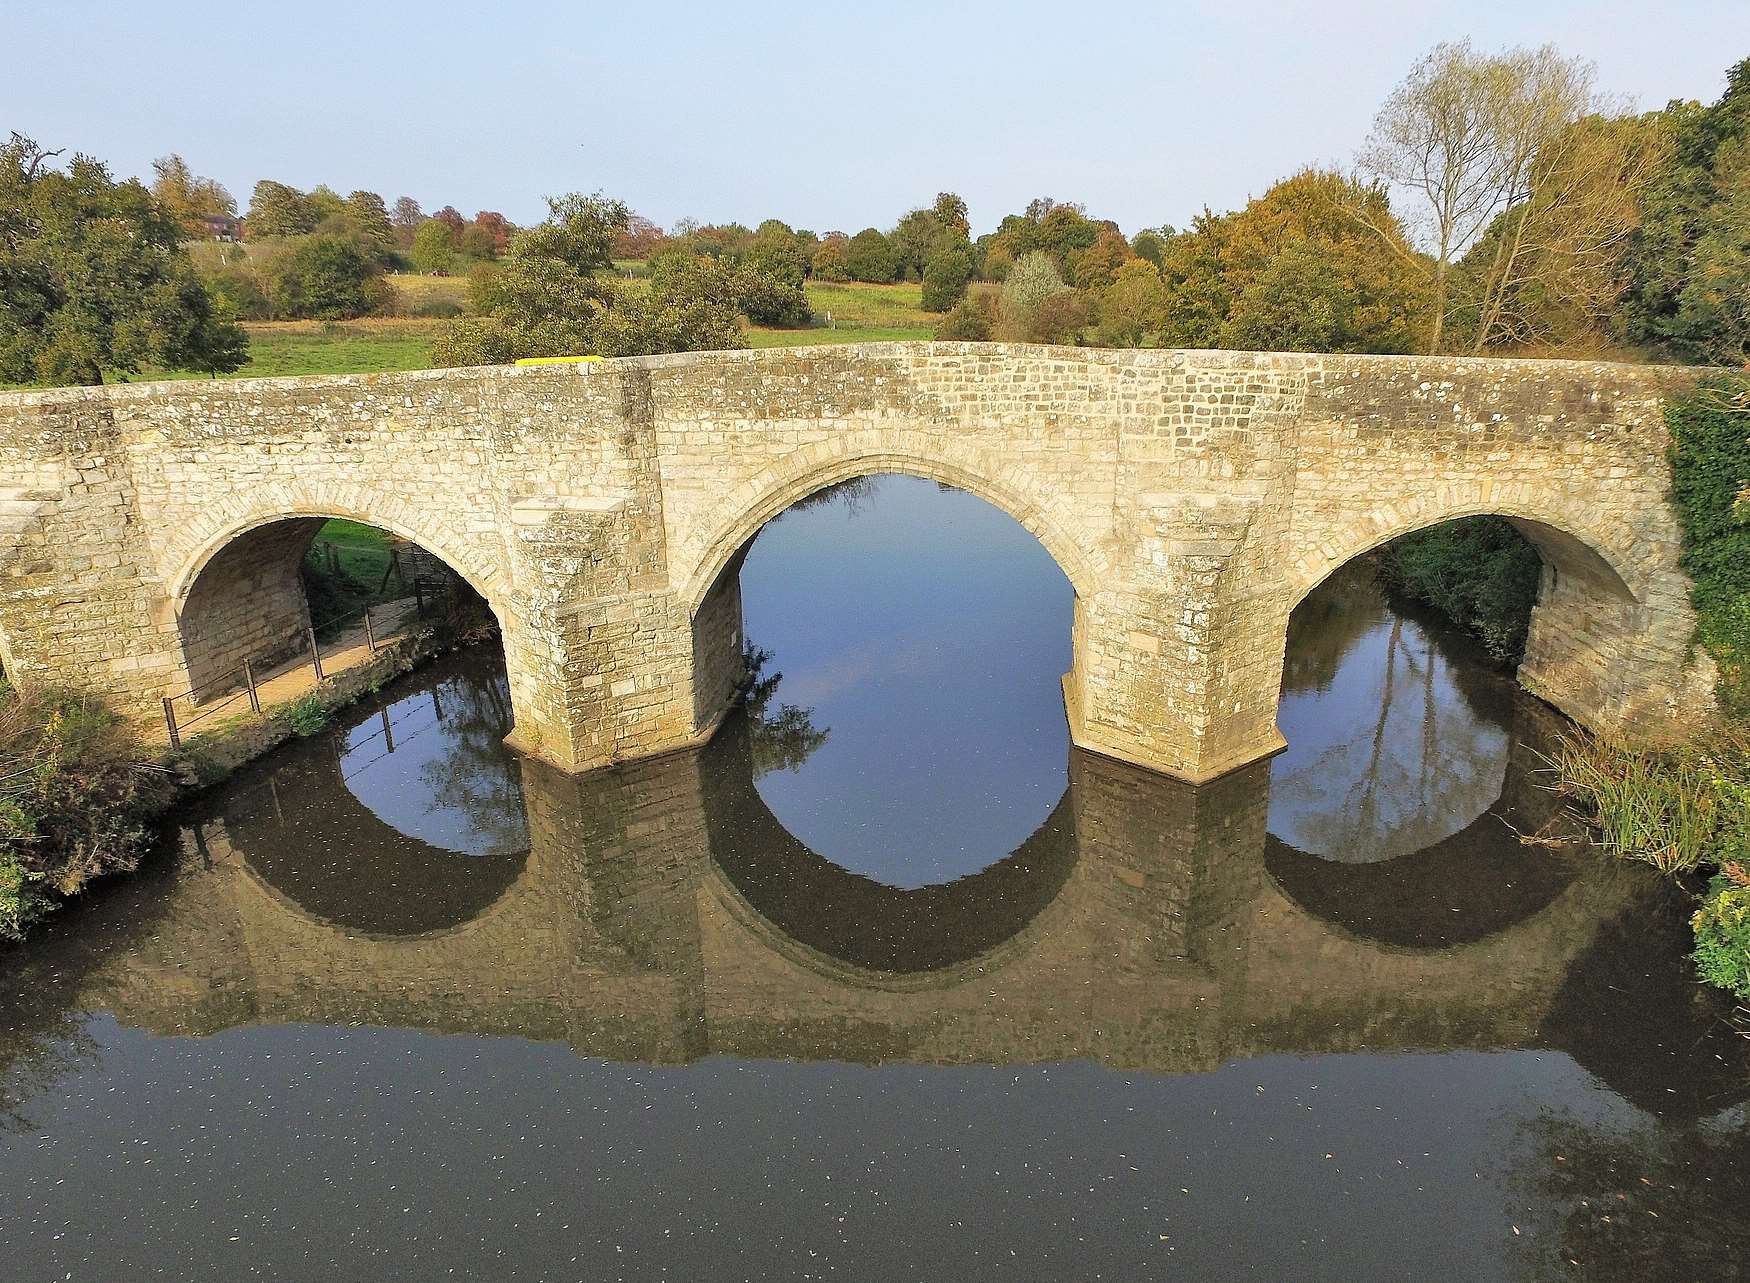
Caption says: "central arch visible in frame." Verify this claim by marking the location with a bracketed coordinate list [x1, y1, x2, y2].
[677, 438, 1103, 616]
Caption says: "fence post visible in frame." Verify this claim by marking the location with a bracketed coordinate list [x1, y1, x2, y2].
[308, 625, 325, 682]
[364, 605, 377, 654]
[163, 697, 181, 750]
[243, 659, 261, 714]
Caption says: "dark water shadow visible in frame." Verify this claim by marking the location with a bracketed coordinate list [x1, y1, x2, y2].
[701, 711, 1080, 974]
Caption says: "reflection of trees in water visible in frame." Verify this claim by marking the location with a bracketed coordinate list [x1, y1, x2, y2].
[1276, 561, 1513, 861]
[1281, 561, 1387, 695]
[1510, 1111, 1750, 1281]
[411, 669, 529, 855]
[774, 476, 877, 521]
[740, 645, 829, 779]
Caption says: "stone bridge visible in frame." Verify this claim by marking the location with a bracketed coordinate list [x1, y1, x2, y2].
[0, 343, 1715, 780]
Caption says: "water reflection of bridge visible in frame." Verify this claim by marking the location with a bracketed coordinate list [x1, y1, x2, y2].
[57, 695, 1735, 1116]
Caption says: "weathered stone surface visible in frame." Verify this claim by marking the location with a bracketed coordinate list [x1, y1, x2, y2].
[0, 343, 1717, 778]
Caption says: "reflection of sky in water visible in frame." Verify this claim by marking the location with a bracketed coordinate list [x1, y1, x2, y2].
[1270, 566, 1511, 862]
[742, 475, 1074, 888]
[337, 669, 529, 857]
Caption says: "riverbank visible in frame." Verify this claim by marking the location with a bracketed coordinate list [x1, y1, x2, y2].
[0, 609, 479, 939]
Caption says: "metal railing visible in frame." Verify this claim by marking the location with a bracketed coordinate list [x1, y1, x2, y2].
[160, 576, 446, 748]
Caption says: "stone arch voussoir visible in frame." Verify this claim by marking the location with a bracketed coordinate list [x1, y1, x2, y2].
[676, 430, 1106, 615]
[164, 481, 507, 612]
[1284, 484, 1646, 613]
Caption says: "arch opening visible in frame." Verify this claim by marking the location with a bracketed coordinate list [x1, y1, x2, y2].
[171, 514, 503, 715]
[1267, 514, 1607, 944]
[694, 471, 1080, 889]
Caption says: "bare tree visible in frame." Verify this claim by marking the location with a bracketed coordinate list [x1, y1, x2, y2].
[1358, 41, 1621, 353]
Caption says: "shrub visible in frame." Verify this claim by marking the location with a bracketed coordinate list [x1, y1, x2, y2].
[1693, 868, 1750, 1000]
[936, 298, 992, 341]
[920, 245, 976, 312]
[430, 317, 512, 366]
[411, 219, 455, 274]
[0, 686, 169, 940]
[264, 234, 377, 320]
[1028, 288, 1093, 344]
[285, 693, 330, 736]
[1376, 517, 1544, 665]
[1665, 374, 1750, 713]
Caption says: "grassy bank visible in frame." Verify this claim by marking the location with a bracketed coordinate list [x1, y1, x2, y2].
[0, 687, 172, 939]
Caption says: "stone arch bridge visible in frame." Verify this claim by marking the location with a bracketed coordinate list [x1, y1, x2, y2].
[0, 343, 1714, 780]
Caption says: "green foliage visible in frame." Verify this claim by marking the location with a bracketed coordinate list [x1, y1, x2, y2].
[263, 234, 380, 321]
[1619, 58, 1750, 363]
[0, 685, 170, 939]
[1092, 258, 1169, 347]
[410, 220, 454, 274]
[935, 285, 997, 341]
[149, 154, 235, 238]
[244, 179, 317, 238]
[437, 193, 744, 364]
[1550, 731, 1750, 876]
[920, 244, 976, 312]
[1665, 374, 1750, 712]
[0, 134, 247, 385]
[1693, 869, 1750, 1000]
[811, 235, 849, 282]
[997, 251, 1091, 341]
[1157, 170, 1427, 354]
[1376, 516, 1544, 664]
[845, 228, 896, 283]
[285, 693, 330, 736]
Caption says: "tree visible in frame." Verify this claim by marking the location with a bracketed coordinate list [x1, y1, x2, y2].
[435, 190, 744, 365]
[458, 223, 498, 261]
[812, 233, 850, 281]
[890, 206, 955, 281]
[1093, 259, 1168, 347]
[0, 134, 246, 384]
[390, 196, 423, 249]
[611, 213, 665, 260]
[472, 211, 514, 254]
[997, 251, 1068, 340]
[432, 205, 466, 246]
[1130, 227, 1170, 266]
[1071, 227, 1133, 290]
[264, 234, 377, 319]
[1359, 40, 1613, 352]
[845, 227, 896, 282]
[244, 179, 316, 238]
[920, 244, 976, 311]
[1454, 113, 1672, 352]
[1618, 57, 1750, 362]
[1156, 170, 1428, 353]
[932, 192, 971, 238]
[306, 185, 347, 225]
[343, 191, 394, 252]
[149, 154, 235, 238]
[411, 219, 454, 273]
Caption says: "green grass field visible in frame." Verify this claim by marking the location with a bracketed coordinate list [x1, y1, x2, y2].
[0, 281, 936, 390]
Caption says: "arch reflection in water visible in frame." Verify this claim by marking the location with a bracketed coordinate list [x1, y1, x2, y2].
[738, 473, 1075, 888]
[197, 649, 531, 937]
[1271, 561, 1516, 861]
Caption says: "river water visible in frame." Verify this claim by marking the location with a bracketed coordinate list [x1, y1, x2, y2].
[2, 475, 1745, 1281]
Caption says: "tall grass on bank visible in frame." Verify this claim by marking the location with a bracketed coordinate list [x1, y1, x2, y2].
[0, 686, 170, 940]
[1548, 731, 1750, 875]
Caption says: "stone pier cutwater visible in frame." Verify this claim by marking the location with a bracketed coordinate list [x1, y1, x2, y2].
[0, 342, 1716, 780]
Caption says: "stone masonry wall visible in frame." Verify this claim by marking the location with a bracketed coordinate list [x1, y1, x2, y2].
[0, 343, 1717, 782]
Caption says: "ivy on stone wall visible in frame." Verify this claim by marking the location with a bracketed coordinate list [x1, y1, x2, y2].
[1666, 373, 1750, 715]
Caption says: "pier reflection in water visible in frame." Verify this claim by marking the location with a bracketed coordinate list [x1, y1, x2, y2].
[2, 477, 1746, 1282]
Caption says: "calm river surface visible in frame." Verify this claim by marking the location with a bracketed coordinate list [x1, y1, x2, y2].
[2, 475, 1745, 1281]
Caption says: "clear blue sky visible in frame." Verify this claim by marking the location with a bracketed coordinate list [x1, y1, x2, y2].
[7, 0, 1747, 236]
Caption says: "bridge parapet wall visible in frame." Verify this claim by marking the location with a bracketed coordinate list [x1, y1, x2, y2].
[0, 344, 1717, 780]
